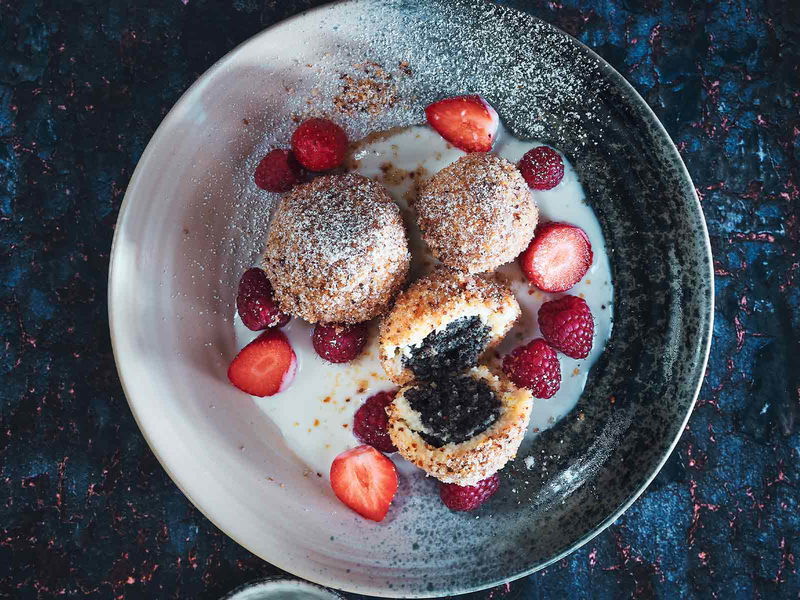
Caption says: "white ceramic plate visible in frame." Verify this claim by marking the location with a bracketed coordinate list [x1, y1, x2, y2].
[109, 0, 712, 596]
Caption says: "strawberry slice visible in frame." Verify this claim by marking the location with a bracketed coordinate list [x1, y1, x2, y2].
[227, 330, 297, 397]
[330, 445, 398, 522]
[520, 222, 593, 292]
[424, 95, 499, 153]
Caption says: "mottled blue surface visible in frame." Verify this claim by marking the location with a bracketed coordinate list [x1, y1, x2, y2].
[1, 0, 798, 598]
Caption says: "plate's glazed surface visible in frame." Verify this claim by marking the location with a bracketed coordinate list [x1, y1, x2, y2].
[108, 0, 713, 595]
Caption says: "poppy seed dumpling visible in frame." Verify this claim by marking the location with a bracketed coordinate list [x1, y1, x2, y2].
[263, 173, 410, 324]
[378, 268, 520, 386]
[415, 153, 538, 274]
[387, 365, 533, 486]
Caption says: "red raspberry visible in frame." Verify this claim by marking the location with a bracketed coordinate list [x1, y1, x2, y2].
[312, 322, 368, 363]
[518, 146, 564, 190]
[353, 391, 397, 453]
[502, 338, 561, 398]
[439, 474, 500, 511]
[253, 149, 303, 193]
[236, 268, 290, 331]
[538, 295, 595, 359]
[291, 118, 348, 171]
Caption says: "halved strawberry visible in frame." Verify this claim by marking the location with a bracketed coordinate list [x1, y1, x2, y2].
[330, 445, 398, 522]
[227, 330, 297, 397]
[424, 95, 499, 153]
[519, 222, 593, 292]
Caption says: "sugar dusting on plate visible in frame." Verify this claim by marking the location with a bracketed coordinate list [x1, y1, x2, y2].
[234, 125, 613, 478]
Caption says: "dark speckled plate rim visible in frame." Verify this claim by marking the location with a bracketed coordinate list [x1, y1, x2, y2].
[109, 0, 714, 596]
[483, 3, 716, 594]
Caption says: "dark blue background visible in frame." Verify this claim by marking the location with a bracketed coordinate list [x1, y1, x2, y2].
[1, 0, 798, 598]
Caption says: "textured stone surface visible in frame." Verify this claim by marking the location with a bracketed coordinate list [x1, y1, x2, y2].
[0, 0, 798, 598]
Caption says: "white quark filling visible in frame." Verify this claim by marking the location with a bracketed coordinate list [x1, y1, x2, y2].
[392, 392, 435, 437]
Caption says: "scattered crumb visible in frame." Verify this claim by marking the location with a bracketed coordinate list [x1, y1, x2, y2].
[378, 162, 410, 185]
[333, 61, 408, 115]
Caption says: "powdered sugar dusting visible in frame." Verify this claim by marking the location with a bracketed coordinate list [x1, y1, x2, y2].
[263, 173, 410, 323]
[416, 153, 537, 273]
[195, 0, 607, 299]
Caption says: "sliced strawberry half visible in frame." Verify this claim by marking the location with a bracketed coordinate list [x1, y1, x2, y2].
[519, 222, 593, 292]
[424, 94, 499, 153]
[330, 445, 398, 522]
[227, 330, 297, 397]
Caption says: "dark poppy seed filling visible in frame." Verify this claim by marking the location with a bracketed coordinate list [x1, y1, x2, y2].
[404, 375, 500, 447]
[403, 316, 491, 380]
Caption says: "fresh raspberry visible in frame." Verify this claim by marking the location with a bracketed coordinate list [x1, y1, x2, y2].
[312, 322, 368, 363]
[518, 146, 564, 190]
[502, 338, 561, 398]
[236, 268, 290, 330]
[439, 474, 500, 512]
[253, 149, 303, 193]
[538, 295, 595, 359]
[353, 390, 397, 453]
[290, 118, 348, 171]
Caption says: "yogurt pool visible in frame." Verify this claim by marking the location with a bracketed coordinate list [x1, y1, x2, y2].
[234, 125, 613, 477]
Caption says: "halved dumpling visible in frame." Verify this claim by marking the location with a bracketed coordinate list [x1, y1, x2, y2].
[378, 268, 520, 385]
[387, 366, 533, 486]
